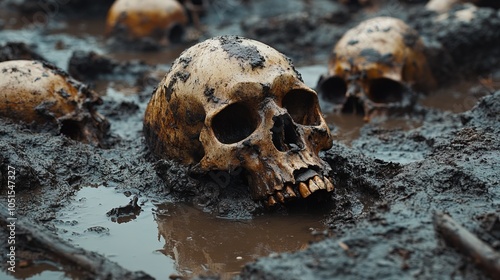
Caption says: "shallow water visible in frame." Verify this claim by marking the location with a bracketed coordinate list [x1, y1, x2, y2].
[40, 186, 328, 279]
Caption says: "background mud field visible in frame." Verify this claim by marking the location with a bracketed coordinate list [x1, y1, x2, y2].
[0, 0, 499, 279]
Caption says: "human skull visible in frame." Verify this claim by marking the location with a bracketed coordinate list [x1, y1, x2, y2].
[426, 0, 499, 13]
[144, 36, 334, 205]
[106, 0, 188, 47]
[426, 0, 462, 13]
[317, 17, 435, 120]
[0, 60, 109, 146]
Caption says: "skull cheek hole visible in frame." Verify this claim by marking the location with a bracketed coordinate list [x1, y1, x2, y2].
[367, 78, 405, 103]
[318, 77, 347, 105]
[282, 89, 321, 126]
[212, 103, 260, 144]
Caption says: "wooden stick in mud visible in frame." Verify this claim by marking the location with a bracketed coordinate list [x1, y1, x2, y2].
[0, 205, 153, 280]
[433, 212, 500, 279]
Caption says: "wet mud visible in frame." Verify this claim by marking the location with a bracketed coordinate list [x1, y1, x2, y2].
[0, 0, 499, 279]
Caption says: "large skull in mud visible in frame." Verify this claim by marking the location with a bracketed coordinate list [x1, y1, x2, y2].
[317, 17, 435, 120]
[144, 36, 334, 205]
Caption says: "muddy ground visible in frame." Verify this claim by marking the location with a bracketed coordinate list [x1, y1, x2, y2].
[0, 0, 499, 279]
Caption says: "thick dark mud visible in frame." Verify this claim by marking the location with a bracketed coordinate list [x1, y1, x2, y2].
[0, 0, 499, 279]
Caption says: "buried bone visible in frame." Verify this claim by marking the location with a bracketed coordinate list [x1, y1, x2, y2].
[317, 17, 436, 121]
[144, 35, 334, 205]
[0, 60, 109, 146]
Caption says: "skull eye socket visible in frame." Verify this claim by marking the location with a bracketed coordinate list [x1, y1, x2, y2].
[368, 78, 405, 103]
[318, 76, 347, 104]
[282, 89, 321, 126]
[212, 103, 259, 144]
[168, 24, 185, 44]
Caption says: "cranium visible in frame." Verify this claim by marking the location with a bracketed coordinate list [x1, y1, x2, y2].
[144, 36, 334, 205]
[317, 17, 435, 120]
[426, 0, 499, 13]
[0, 60, 109, 146]
[106, 0, 188, 47]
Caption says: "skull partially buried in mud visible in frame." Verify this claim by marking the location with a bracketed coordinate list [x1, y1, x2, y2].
[144, 36, 334, 205]
[317, 17, 435, 120]
[106, 0, 188, 47]
[0, 60, 109, 146]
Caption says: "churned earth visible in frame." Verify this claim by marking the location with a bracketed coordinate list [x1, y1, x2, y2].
[0, 0, 499, 279]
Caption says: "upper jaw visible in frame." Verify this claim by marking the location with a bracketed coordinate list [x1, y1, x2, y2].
[266, 167, 335, 206]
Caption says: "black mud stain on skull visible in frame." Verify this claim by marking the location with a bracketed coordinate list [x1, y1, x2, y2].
[204, 87, 220, 103]
[57, 88, 70, 99]
[283, 54, 303, 82]
[174, 71, 190, 83]
[403, 32, 419, 48]
[164, 71, 190, 102]
[178, 56, 192, 69]
[347, 39, 359, 46]
[359, 48, 394, 66]
[218, 35, 265, 70]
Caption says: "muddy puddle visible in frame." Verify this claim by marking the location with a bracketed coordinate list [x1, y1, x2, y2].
[7, 186, 326, 279]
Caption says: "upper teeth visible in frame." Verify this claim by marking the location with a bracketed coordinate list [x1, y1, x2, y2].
[268, 176, 335, 205]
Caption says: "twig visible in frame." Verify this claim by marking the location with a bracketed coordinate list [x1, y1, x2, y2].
[433, 212, 500, 280]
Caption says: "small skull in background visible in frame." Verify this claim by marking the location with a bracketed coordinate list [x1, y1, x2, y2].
[426, 0, 500, 13]
[426, 0, 462, 13]
[106, 0, 188, 48]
[317, 17, 435, 121]
[144, 36, 334, 206]
[0, 60, 109, 146]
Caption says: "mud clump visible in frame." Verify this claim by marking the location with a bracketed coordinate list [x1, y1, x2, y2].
[0, 42, 47, 62]
[68, 50, 155, 84]
[219, 35, 266, 69]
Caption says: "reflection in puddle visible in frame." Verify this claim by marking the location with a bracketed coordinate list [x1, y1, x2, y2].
[52, 186, 326, 279]
[155, 203, 326, 279]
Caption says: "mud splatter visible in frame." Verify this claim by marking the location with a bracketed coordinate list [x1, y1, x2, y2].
[359, 48, 394, 66]
[219, 35, 266, 70]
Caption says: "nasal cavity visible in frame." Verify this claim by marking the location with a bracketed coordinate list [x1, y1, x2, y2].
[271, 114, 304, 152]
